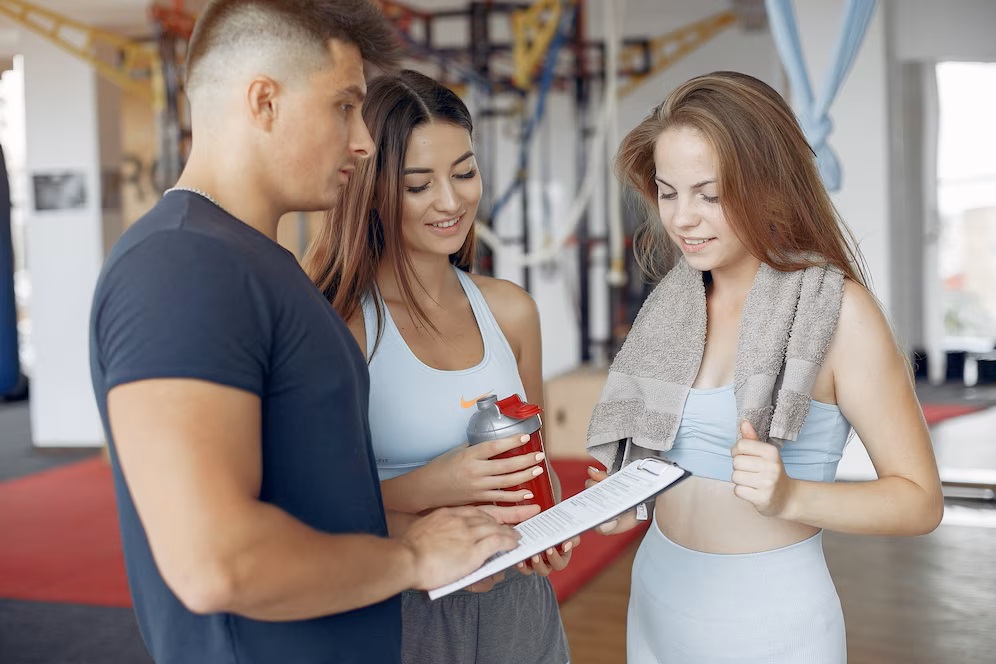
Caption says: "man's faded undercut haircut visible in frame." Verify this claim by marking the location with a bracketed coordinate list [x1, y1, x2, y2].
[185, 0, 399, 100]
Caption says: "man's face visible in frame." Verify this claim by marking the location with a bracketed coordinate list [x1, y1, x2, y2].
[268, 39, 373, 212]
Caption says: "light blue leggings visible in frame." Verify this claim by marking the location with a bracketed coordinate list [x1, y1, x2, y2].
[628, 520, 846, 663]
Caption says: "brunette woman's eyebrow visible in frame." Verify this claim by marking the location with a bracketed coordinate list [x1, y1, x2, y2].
[404, 151, 475, 176]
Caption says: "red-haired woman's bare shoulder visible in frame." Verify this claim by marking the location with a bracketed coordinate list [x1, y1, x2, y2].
[827, 278, 906, 383]
[836, 278, 891, 340]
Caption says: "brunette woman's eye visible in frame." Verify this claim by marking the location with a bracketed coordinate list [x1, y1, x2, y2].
[406, 183, 430, 194]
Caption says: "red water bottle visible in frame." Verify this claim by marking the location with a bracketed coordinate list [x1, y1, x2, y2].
[466, 394, 556, 512]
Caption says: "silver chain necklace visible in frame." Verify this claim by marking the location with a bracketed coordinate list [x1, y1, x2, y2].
[163, 186, 228, 215]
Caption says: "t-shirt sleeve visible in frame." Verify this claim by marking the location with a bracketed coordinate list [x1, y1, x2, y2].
[93, 230, 271, 396]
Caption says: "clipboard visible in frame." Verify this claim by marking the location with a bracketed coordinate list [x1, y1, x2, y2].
[428, 458, 690, 599]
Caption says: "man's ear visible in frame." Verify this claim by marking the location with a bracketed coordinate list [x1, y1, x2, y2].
[246, 76, 280, 131]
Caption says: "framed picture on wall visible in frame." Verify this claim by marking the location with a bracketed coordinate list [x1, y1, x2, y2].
[32, 172, 87, 212]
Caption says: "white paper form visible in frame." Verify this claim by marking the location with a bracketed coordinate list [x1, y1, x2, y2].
[428, 458, 690, 599]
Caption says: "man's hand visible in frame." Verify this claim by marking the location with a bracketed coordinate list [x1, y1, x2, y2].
[402, 507, 523, 591]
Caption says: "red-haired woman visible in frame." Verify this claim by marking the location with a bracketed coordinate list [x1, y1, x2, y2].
[587, 71, 942, 663]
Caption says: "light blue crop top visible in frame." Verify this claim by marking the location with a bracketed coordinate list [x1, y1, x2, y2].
[362, 267, 526, 481]
[664, 385, 852, 483]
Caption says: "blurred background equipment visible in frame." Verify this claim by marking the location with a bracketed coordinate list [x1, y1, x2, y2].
[0, 2, 995, 662]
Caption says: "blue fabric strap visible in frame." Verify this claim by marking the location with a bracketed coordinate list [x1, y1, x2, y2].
[765, 0, 877, 192]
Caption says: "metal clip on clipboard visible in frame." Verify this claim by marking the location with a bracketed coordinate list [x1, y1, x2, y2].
[636, 457, 668, 476]
[634, 458, 686, 519]
[634, 458, 663, 519]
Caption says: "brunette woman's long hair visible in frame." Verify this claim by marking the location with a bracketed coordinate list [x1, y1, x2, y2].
[304, 70, 476, 350]
[615, 71, 869, 287]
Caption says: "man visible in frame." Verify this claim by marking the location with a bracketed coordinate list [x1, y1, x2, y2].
[89, 2, 531, 662]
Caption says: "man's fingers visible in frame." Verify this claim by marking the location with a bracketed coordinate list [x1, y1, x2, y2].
[473, 532, 520, 563]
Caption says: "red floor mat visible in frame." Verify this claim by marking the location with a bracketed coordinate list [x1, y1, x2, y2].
[0, 457, 129, 607]
[0, 457, 643, 607]
[0, 403, 981, 608]
[921, 403, 983, 425]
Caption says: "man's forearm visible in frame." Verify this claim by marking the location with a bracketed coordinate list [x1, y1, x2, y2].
[385, 509, 420, 537]
[181, 501, 417, 621]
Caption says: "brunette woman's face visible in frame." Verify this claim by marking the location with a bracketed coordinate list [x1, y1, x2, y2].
[653, 126, 752, 273]
[399, 121, 481, 258]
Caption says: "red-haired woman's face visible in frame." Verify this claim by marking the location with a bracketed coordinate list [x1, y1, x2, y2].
[653, 126, 750, 273]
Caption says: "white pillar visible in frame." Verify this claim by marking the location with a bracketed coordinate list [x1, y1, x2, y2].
[18, 30, 115, 446]
[920, 65, 945, 384]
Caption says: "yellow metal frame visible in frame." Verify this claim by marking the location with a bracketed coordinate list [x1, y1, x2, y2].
[618, 10, 736, 98]
[0, 0, 163, 109]
[510, 0, 564, 91]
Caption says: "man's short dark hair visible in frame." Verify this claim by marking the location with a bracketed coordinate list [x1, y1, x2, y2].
[186, 0, 400, 94]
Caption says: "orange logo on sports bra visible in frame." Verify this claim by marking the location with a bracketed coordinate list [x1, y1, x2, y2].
[460, 392, 493, 409]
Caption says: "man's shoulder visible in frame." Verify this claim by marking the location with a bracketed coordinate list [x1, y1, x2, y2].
[103, 199, 255, 286]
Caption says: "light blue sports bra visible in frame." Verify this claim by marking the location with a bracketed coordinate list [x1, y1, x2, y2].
[664, 385, 852, 483]
[362, 268, 526, 480]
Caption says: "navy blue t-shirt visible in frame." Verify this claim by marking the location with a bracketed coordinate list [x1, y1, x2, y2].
[89, 191, 401, 664]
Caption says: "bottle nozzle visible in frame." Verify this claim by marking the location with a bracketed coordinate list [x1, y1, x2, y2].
[476, 394, 498, 410]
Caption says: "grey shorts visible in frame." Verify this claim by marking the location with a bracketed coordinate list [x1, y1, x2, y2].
[401, 569, 570, 664]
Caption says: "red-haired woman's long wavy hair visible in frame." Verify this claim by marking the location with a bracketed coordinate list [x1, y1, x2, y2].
[304, 70, 476, 349]
[615, 71, 869, 287]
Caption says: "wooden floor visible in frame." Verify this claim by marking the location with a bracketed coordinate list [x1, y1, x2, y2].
[559, 541, 636, 664]
[559, 520, 996, 664]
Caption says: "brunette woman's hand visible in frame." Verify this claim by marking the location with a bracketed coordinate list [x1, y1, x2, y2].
[515, 536, 580, 577]
[384, 434, 547, 513]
